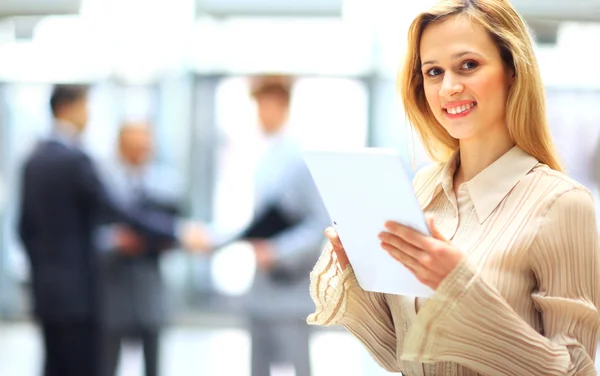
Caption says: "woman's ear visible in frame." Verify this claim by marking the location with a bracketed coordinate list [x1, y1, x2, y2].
[506, 67, 516, 87]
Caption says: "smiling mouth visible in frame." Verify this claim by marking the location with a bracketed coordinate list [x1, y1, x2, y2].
[444, 101, 477, 115]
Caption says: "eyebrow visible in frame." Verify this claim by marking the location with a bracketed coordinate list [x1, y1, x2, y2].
[421, 51, 481, 67]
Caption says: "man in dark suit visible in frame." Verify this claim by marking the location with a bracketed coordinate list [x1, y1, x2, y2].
[18, 85, 205, 376]
[96, 122, 183, 376]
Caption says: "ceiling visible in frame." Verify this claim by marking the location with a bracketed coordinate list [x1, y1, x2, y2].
[192, 0, 600, 46]
[0, 0, 596, 48]
[196, 0, 342, 17]
[513, 0, 600, 22]
[196, 0, 600, 22]
[1, 0, 599, 22]
[0, 0, 81, 17]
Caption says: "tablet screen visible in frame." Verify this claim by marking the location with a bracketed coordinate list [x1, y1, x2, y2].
[303, 148, 434, 297]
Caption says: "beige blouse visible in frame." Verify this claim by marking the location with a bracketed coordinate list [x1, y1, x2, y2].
[307, 146, 600, 376]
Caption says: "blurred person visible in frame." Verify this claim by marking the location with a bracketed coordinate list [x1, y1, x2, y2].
[307, 1, 600, 375]
[96, 122, 183, 376]
[202, 75, 330, 376]
[17, 85, 205, 376]
[591, 133, 600, 197]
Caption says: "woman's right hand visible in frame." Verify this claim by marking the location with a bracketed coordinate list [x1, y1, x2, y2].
[325, 227, 349, 271]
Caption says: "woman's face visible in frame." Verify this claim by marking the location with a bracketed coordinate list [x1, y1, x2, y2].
[419, 15, 514, 143]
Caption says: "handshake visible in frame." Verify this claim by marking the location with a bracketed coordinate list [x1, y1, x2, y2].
[178, 222, 213, 252]
[113, 222, 275, 271]
[113, 222, 213, 256]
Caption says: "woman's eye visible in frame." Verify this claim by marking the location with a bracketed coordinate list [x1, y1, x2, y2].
[425, 68, 443, 77]
[461, 60, 478, 70]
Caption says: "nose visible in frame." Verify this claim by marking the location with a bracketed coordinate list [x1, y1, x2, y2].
[439, 72, 463, 98]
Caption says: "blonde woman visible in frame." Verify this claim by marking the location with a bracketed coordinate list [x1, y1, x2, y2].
[307, 1, 600, 375]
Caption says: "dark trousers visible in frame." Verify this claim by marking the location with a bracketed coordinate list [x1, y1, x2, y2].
[101, 328, 160, 376]
[41, 320, 98, 376]
[250, 318, 311, 376]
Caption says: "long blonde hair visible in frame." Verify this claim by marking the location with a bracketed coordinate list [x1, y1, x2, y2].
[399, 0, 563, 171]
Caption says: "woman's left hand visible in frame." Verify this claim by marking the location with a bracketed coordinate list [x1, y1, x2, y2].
[379, 216, 464, 290]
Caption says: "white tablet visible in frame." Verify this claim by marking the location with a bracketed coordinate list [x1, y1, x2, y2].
[303, 148, 434, 297]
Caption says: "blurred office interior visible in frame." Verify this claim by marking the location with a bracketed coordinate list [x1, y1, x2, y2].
[2, 0, 600, 375]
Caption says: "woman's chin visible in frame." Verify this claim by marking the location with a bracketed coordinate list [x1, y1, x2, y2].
[441, 123, 477, 141]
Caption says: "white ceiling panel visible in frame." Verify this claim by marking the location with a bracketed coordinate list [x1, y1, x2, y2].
[0, 0, 81, 17]
[512, 0, 600, 22]
[197, 0, 342, 16]
[196, 0, 600, 22]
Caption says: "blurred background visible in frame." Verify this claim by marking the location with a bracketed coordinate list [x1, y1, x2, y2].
[1, 0, 600, 375]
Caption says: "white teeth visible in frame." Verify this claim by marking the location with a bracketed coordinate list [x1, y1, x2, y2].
[446, 102, 475, 114]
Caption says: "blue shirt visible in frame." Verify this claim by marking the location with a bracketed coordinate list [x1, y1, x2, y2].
[211, 133, 331, 258]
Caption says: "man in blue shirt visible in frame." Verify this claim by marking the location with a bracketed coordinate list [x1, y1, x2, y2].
[204, 75, 330, 376]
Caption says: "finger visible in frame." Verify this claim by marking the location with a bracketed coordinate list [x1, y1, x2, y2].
[325, 227, 343, 248]
[381, 242, 426, 276]
[385, 221, 436, 251]
[378, 231, 422, 262]
[391, 238, 450, 276]
[389, 239, 447, 276]
[426, 215, 447, 242]
[379, 238, 445, 279]
[380, 241, 422, 270]
[381, 243, 438, 286]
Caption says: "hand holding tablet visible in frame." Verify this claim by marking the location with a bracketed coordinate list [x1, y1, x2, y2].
[303, 148, 434, 297]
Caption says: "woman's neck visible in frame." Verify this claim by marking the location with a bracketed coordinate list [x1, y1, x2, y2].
[455, 130, 515, 185]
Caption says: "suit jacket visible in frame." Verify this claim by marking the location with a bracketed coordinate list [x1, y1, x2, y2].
[18, 139, 178, 323]
[96, 160, 182, 330]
